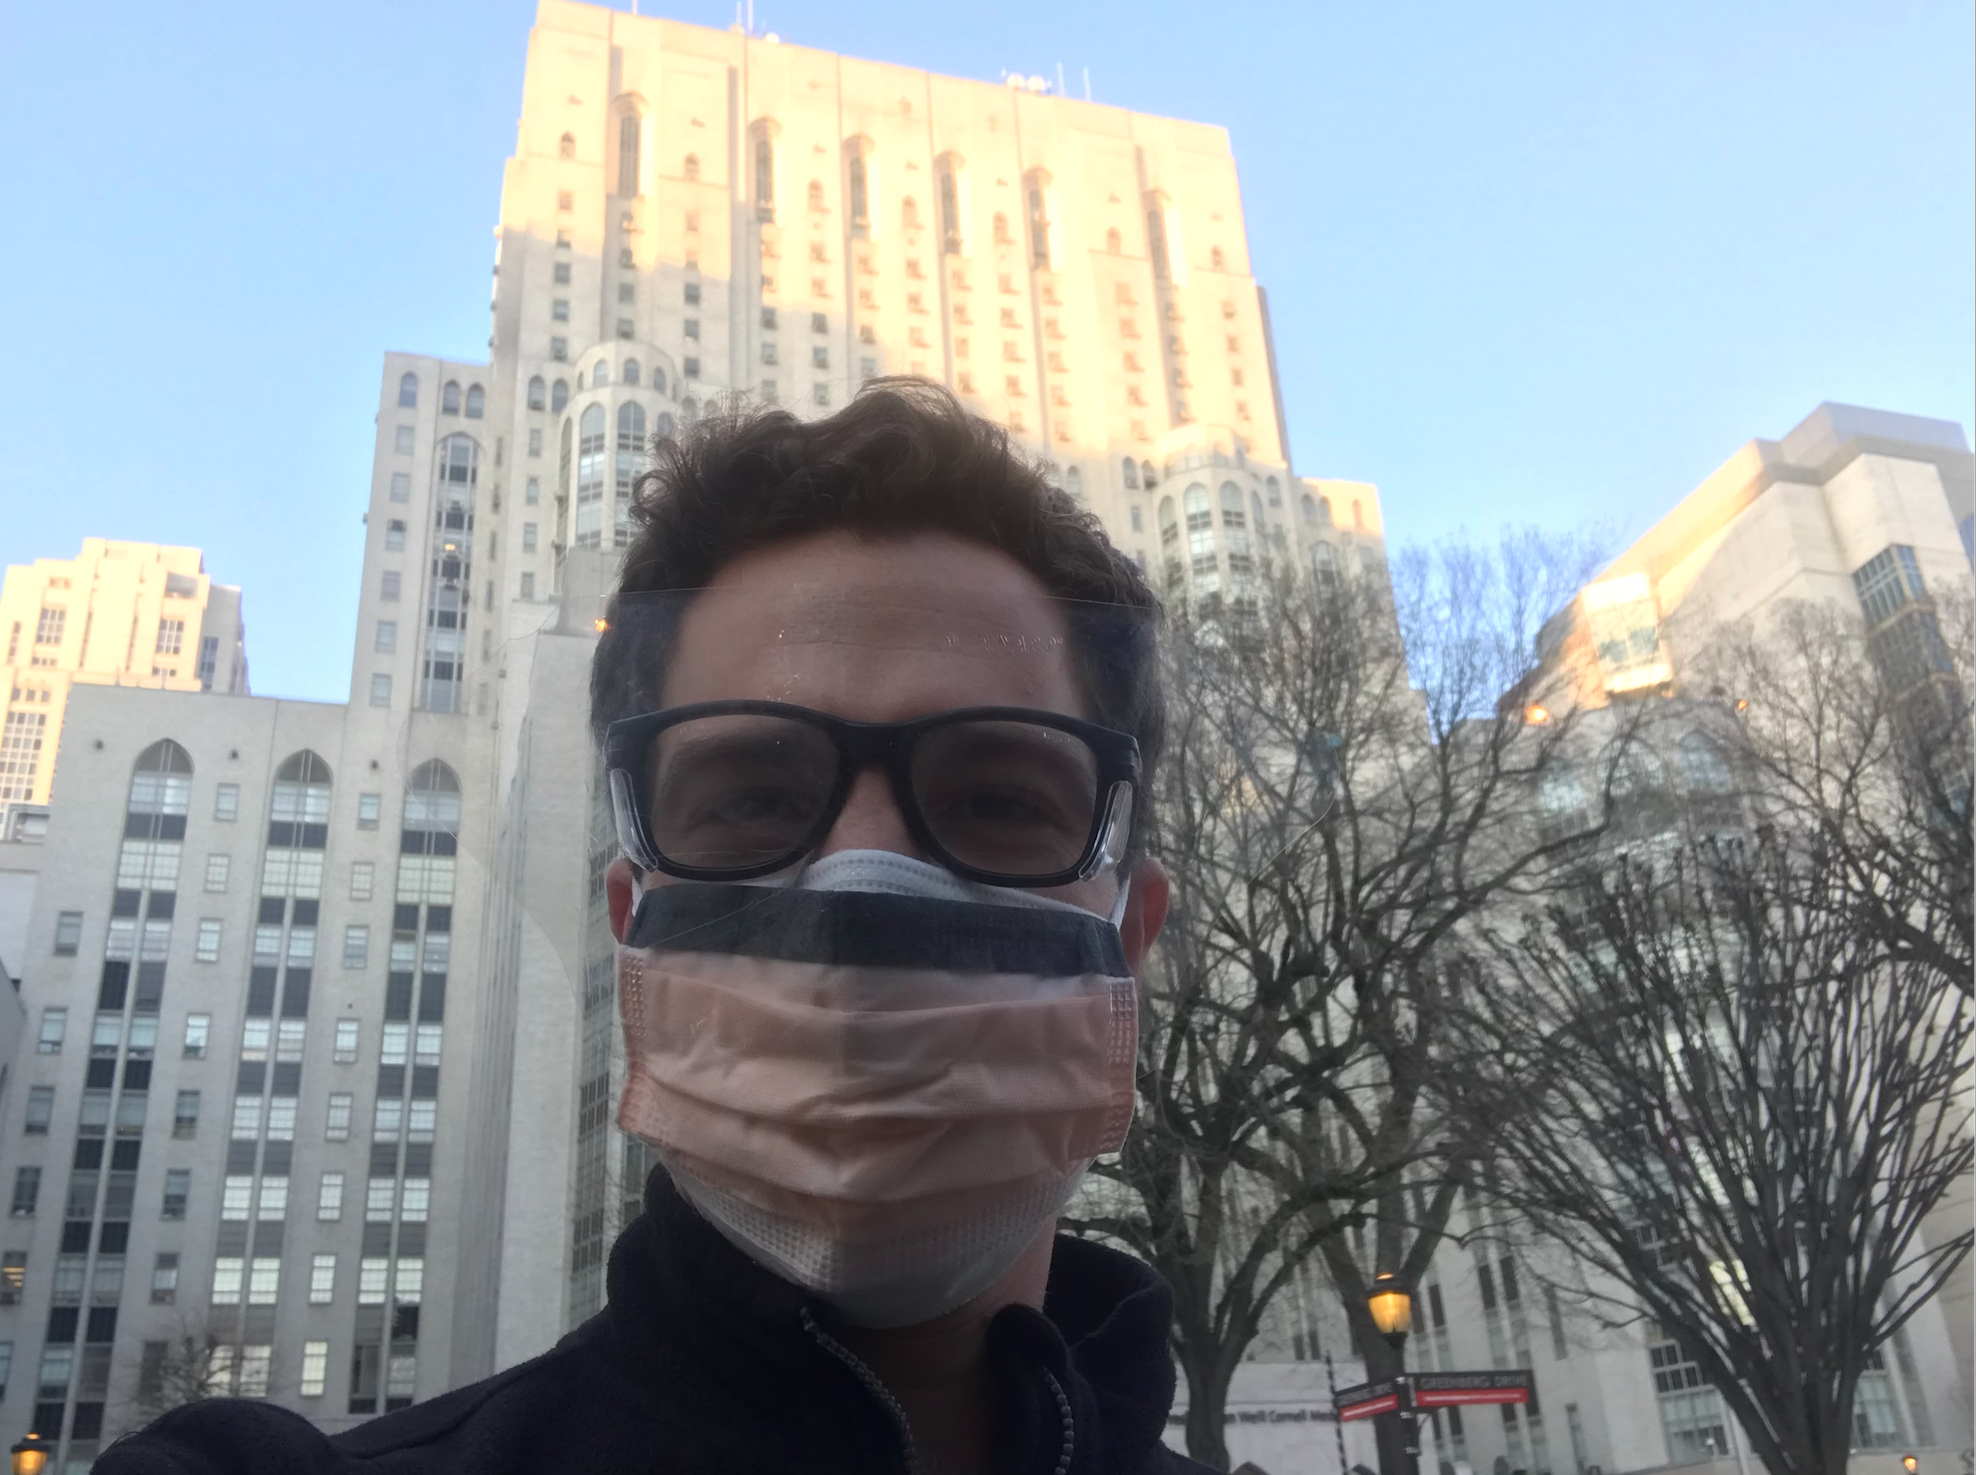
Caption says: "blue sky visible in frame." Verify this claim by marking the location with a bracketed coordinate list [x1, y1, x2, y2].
[1, 0, 1969, 701]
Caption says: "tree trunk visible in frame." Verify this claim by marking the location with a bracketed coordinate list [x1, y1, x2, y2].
[1178, 1349, 1240, 1471]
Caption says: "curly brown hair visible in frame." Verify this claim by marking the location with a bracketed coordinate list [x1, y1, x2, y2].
[588, 378, 1165, 856]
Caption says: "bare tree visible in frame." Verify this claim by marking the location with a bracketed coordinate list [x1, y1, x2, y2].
[1069, 529, 1606, 1470]
[1457, 834, 1973, 1475]
[1699, 593, 1973, 997]
[115, 1313, 236, 1435]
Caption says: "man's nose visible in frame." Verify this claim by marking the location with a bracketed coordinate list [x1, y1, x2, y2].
[812, 766, 929, 862]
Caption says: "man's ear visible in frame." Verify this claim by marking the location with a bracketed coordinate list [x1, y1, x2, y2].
[1117, 856, 1169, 975]
[606, 856, 641, 944]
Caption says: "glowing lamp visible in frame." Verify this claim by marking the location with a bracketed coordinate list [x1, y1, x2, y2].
[10, 1432, 51, 1475]
[1366, 1273, 1412, 1347]
[1523, 704, 1551, 726]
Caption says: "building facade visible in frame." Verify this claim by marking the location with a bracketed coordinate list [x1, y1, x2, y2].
[0, 542, 249, 810]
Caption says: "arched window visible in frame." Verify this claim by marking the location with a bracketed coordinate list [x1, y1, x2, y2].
[1265, 475, 1280, 507]
[1219, 482, 1245, 526]
[1251, 490, 1267, 528]
[1122, 458, 1139, 490]
[424, 436, 478, 713]
[1219, 482, 1250, 564]
[129, 739, 194, 813]
[992, 212, 1010, 244]
[271, 751, 333, 846]
[650, 364, 666, 394]
[1065, 467, 1083, 500]
[937, 157, 962, 255]
[1025, 174, 1051, 268]
[683, 153, 700, 181]
[848, 149, 870, 237]
[654, 411, 675, 440]
[574, 405, 607, 549]
[1311, 541, 1338, 585]
[808, 180, 825, 213]
[1146, 205, 1171, 279]
[1210, 245, 1226, 271]
[681, 396, 699, 423]
[1318, 496, 1334, 526]
[1610, 742, 1669, 798]
[902, 196, 920, 231]
[592, 360, 611, 388]
[398, 372, 419, 409]
[551, 379, 569, 413]
[559, 417, 573, 501]
[622, 359, 641, 387]
[753, 132, 775, 221]
[1184, 485, 1214, 568]
[1538, 763, 1587, 815]
[1300, 493, 1317, 524]
[527, 376, 546, 411]
[1141, 460, 1157, 488]
[615, 403, 647, 547]
[402, 761, 461, 848]
[441, 380, 461, 415]
[1678, 733, 1734, 794]
[464, 384, 485, 420]
[618, 113, 641, 197]
[1106, 228, 1121, 255]
[559, 132, 576, 160]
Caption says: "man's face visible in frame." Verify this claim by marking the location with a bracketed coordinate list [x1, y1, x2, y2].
[606, 528, 1167, 961]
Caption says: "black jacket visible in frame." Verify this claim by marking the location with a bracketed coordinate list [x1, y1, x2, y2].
[99, 1171, 1214, 1474]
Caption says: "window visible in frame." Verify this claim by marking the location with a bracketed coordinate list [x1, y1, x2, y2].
[259, 1176, 288, 1219]
[359, 1258, 389, 1305]
[222, 1174, 253, 1220]
[150, 1253, 179, 1305]
[37, 1008, 66, 1054]
[394, 425, 415, 455]
[385, 520, 406, 552]
[334, 1019, 359, 1062]
[317, 1172, 345, 1220]
[195, 919, 221, 962]
[520, 572, 536, 599]
[300, 1340, 330, 1397]
[357, 793, 381, 830]
[389, 472, 410, 503]
[10, 1168, 40, 1217]
[155, 618, 185, 656]
[374, 1098, 404, 1142]
[812, 384, 829, 407]
[397, 372, 418, 408]
[23, 1088, 53, 1135]
[551, 298, 570, 322]
[0, 1253, 22, 1304]
[349, 863, 374, 904]
[247, 1258, 280, 1305]
[1679, 732, 1735, 794]
[1025, 173, 1053, 268]
[527, 375, 546, 411]
[370, 674, 392, 709]
[522, 523, 538, 553]
[380, 571, 401, 603]
[761, 342, 778, 365]
[180, 1013, 209, 1058]
[401, 1178, 431, 1222]
[161, 1169, 189, 1220]
[172, 1090, 200, 1139]
[214, 783, 239, 821]
[753, 129, 775, 219]
[464, 384, 484, 419]
[551, 337, 568, 361]
[52, 910, 82, 955]
[325, 1093, 353, 1141]
[337, 923, 370, 971]
[198, 853, 228, 893]
[366, 1178, 395, 1221]
[211, 1258, 244, 1305]
[369, 619, 398, 657]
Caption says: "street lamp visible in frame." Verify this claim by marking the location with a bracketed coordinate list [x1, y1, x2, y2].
[1366, 1275, 1419, 1475]
[1367, 1274, 1412, 1348]
[1902, 1457, 1918, 1475]
[9, 1432, 51, 1475]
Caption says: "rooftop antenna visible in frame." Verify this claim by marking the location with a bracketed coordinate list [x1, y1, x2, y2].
[747, 0, 755, 34]
[1082, 65, 1091, 101]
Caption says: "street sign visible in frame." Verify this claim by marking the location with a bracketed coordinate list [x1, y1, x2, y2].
[1333, 1379, 1405, 1422]
[1413, 1371, 1534, 1408]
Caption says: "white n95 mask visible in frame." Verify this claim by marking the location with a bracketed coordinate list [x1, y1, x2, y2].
[616, 851, 1137, 1328]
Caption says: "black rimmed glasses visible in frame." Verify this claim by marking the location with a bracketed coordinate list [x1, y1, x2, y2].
[605, 701, 1140, 886]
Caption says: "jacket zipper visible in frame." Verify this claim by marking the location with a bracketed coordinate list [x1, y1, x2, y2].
[800, 1308, 1078, 1475]
[802, 1307, 920, 1473]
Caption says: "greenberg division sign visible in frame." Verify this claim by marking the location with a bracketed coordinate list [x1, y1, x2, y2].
[1413, 1371, 1533, 1408]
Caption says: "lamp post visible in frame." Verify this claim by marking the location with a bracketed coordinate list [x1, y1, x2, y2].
[9, 1432, 51, 1475]
[1366, 1274, 1419, 1475]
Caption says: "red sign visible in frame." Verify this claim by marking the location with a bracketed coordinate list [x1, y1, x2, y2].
[1413, 1372, 1533, 1408]
[1332, 1380, 1404, 1422]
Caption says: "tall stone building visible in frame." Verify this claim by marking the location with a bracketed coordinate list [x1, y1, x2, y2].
[0, 4, 1388, 1464]
[0, 542, 248, 809]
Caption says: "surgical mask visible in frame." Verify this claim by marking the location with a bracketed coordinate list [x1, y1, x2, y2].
[616, 850, 1137, 1327]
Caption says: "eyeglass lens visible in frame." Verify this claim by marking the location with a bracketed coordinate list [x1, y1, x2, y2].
[643, 713, 1103, 878]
